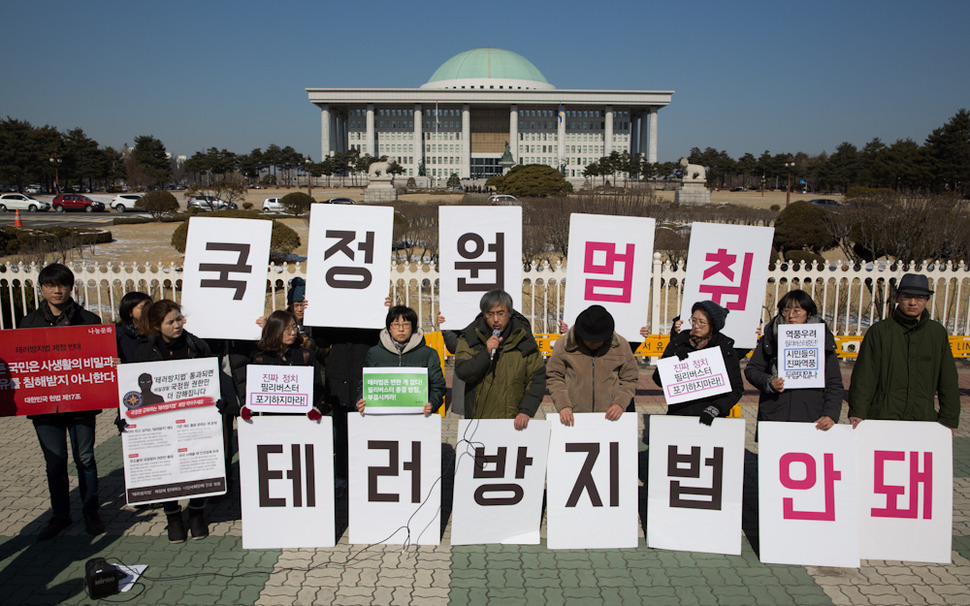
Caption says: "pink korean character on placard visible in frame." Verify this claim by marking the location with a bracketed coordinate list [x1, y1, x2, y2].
[871, 450, 932, 519]
[583, 241, 635, 303]
[698, 248, 753, 310]
[779, 452, 841, 521]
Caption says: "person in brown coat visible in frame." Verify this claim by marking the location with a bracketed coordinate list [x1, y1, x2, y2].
[546, 305, 639, 426]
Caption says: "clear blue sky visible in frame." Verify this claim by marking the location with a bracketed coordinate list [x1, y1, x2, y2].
[3, 0, 967, 163]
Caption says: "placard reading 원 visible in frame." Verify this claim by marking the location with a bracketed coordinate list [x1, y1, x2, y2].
[245, 364, 313, 414]
[778, 323, 825, 388]
[362, 367, 428, 414]
[655, 349, 731, 406]
[118, 358, 226, 505]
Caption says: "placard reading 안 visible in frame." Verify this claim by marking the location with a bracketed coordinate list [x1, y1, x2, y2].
[778, 323, 825, 389]
[362, 367, 428, 414]
[245, 364, 313, 414]
[655, 349, 731, 406]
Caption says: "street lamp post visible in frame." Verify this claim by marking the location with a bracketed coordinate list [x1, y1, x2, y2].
[305, 156, 313, 197]
[49, 155, 62, 194]
[784, 157, 796, 207]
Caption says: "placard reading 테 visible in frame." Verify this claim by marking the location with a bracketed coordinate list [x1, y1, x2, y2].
[362, 367, 428, 414]
[0, 324, 117, 416]
[778, 323, 825, 389]
[655, 349, 731, 406]
[118, 358, 226, 505]
[245, 364, 313, 414]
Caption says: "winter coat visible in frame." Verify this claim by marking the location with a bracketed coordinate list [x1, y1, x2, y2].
[652, 329, 744, 417]
[454, 311, 546, 420]
[249, 346, 328, 414]
[318, 327, 380, 409]
[134, 331, 212, 362]
[546, 328, 639, 413]
[744, 314, 844, 423]
[848, 307, 959, 429]
[115, 321, 145, 364]
[361, 329, 447, 410]
[442, 329, 466, 415]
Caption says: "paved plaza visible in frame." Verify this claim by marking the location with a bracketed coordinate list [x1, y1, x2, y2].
[1, 367, 968, 605]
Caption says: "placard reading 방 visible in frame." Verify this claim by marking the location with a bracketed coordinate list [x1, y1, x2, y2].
[361, 367, 428, 414]
[245, 364, 313, 414]
[655, 349, 731, 406]
[778, 323, 825, 389]
[118, 358, 226, 505]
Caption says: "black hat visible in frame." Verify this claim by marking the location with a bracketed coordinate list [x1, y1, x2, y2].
[691, 300, 729, 333]
[574, 305, 615, 343]
[895, 273, 934, 296]
[287, 277, 306, 305]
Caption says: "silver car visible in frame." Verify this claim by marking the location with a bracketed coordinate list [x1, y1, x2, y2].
[187, 196, 237, 211]
[0, 193, 50, 212]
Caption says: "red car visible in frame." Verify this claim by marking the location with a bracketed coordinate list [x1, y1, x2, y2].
[51, 194, 106, 212]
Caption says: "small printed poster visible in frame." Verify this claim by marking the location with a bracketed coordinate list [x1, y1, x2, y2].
[361, 367, 428, 414]
[778, 323, 825, 388]
[655, 349, 731, 406]
[118, 358, 226, 505]
[245, 364, 313, 414]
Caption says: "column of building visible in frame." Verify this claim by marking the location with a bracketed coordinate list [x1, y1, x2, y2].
[365, 104, 375, 157]
[604, 105, 614, 156]
[557, 105, 566, 171]
[319, 105, 330, 160]
[461, 104, 470, 179]
[509, 105, 519, 163]
[413, 104, 423, 178]
[647, 108, 658, 164]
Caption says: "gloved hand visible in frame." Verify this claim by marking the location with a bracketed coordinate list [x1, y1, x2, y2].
[240, 406, 253, 421]
[676, 350, 689, 361]
[216, 398, 227, 414]
[307, 407, 323, 421]
[699, 406, 720, 426]
[114, 415, 128, 434]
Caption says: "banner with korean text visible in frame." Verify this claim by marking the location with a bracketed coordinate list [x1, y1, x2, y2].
[451, 419, 550, 545]
[647, 415, 745, 555]
[238, 416, 335, 549]
[245, 365, 314, 414]
[181, 217, 272, 340]
[547, 413, 639, 549]
[348, 414, 442, 545]
[758, 422, 859, 567]
[0, 324, 117, 416]
[439, 206, 522, 330]
[655, 349, 731, 406]
[778, 324, 825, 389]
[118, 358, 226, 505]
[305, 204, 394, 329]
[362, 367, 428, 414]
[856, 420, 952, 563]
[562, 213, 655, 342]
[679, 222, 774, 350]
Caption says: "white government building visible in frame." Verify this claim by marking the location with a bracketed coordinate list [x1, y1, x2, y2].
[306, 48, 673, 181]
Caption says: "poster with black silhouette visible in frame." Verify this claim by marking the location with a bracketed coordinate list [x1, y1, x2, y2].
[117, 358, 226, 504]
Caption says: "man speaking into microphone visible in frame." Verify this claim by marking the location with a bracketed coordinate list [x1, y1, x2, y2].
[455, 289, 546, 430]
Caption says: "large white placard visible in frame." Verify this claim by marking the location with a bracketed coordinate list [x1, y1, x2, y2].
[856, 420, 953, 563]
[118, 358, 226, 505]
[181, 217, 272, 340]
[679, 222, 774, 349]
[238, 415, 335, 549]
[562, 213, 655, 342]
[647, 415, 745, 555]
[758, 422, 859, 567]
[245, 364, 314, 414]
[778, 323, 825, 388]
[304, 204, 394, 329]
[547, 413, 638, 549]
[451, 419, 550, 545]
[655, 349, 732, 406]
[348, 414, 442, 545]
[439, 206, 523, 330]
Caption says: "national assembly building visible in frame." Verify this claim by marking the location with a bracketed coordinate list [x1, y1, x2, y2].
[306, 47, 673, 181]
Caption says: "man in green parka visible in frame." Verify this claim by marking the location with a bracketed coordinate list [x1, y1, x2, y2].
[848, 273, 960, 431]
[455, 289, 546, 430]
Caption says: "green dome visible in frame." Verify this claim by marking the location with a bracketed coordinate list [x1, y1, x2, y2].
[421, 48, 554, 90]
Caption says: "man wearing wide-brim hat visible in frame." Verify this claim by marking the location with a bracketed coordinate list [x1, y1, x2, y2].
[848, 273, 959, 431]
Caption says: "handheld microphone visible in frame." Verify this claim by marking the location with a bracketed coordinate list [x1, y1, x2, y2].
[490, 329, 501, 361]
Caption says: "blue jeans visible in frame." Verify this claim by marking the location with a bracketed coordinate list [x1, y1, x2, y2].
[32, 413, 99, 520]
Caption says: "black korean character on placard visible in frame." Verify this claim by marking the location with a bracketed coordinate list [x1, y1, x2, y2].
[472, 446, 533, 506]
[565, 442, 620, 507]
[667, 445, 723, 510]
[256, 444, 317, 508]
[325, 230, 375, 289]
[455, 232, 505, 292]
[368, 440, 421, 503]
[198, 242, 252, 300]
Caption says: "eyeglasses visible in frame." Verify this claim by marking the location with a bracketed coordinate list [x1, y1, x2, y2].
[782, 306, 806, 317]
[283, 325, 299, 334]
[484, 310, 509, 319]
[899, 293, 929, 302]
[690, 315, 708, 327]
[390, 322, 411, 329]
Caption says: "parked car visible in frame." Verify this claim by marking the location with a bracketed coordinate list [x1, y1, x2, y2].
[25, 184, 42, 194]
[110, 194, 142, 213]
[730, 186, 747, 192]
[807, 198, 840, 208]
[321, 197, 357, 204]
[51, 194, 105, 212]
[0, 193, 50, 212]
[262, 197, 284, 212]
[488, 194, 519, 205]
[187, 196, 237, 211]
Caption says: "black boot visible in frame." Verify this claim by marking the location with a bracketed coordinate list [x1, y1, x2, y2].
[187, 506, 208, 540]
[166, 510, 186, 543]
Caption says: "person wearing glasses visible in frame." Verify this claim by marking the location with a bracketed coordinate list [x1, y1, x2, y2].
[848, 273, 959, 431]
[652, 300, 744, 426]
[745, 290, 843, 430]
[454, 289, 546, 430]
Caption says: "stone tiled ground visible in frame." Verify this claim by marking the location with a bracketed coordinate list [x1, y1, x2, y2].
[0, 368, 967, 605]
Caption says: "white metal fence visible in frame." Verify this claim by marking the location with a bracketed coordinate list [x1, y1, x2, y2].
[2, 256, 969, 336]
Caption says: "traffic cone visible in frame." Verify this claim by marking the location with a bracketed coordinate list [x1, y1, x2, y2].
[14, 210, 23, 227]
